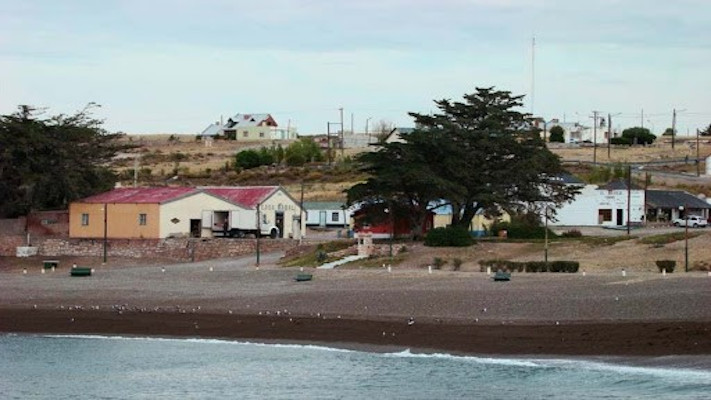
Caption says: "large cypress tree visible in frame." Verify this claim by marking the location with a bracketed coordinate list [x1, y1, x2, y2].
[0, 104, 132, 217]
[347, 87, 578, 231]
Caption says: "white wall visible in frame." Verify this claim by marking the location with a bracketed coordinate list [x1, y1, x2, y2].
[549, 185, 645, 226]
[159, 193, 240, 238]
[305, 208, 349, 226]
[259, 189, 302, 238]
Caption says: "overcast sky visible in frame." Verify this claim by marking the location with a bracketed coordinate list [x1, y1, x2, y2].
[2, 0, 710, 135]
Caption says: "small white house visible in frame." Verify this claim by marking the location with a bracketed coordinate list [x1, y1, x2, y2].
[303, 201, 350, 228]
[549, 179, 645, 227]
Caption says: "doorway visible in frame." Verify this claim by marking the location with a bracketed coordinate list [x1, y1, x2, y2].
[275, 211, 284, 238]
[616, 209, 624, 226]
[190, 219, 201, 238]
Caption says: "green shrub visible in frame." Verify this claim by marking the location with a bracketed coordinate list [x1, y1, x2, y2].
[424, 226, 474, 247]
[655, 260, 676, 273]
[452, 258, 463, 271]
[549, 261, 580, 273]
[432, 257, 447, 269]
[525, 261, 548, 272]
[398, 246, 408, 253]
[560, 229, 582, 238]
[610, 137, 631, 145]
[480, 259, 578, 273]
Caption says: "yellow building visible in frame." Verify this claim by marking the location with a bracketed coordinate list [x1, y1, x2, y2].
[69, 186, 302, 239]
[433, 208, 511, 236]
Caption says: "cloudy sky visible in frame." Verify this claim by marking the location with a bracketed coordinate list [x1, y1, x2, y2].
[1, 0, 709, 135]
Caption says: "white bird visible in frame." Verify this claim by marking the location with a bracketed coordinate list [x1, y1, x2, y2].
[408, 317, 415, 326]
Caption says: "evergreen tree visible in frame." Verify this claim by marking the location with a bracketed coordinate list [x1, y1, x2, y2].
[347, 87, 578, 231]
[0, 104, 131, 217]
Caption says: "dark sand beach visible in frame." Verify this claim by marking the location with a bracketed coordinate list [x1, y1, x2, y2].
[2, 253, 711, 356]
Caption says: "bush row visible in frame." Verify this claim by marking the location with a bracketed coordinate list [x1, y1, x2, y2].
[424, 226, 474, 247]
[480, 259, 580, 273]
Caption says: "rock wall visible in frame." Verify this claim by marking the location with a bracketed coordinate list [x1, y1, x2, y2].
[1, 237, 297, 261]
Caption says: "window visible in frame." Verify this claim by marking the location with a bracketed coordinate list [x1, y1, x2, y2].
[81, 213, 89, 226]
[139, 213, 147, 226]
[259, 132, 265, 138]
[598, 209, 612, 222]
[331, 212, 340, 222]
[243, 131, 248, 137]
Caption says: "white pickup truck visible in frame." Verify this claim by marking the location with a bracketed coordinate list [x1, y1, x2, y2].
[673, 215, 708, 228]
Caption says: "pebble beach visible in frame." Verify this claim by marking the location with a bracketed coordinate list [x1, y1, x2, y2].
[2, 253, 711, 357]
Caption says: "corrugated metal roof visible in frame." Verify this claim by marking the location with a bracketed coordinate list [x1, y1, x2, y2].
[203, 186, 278, 209]
[79, 187, 199, 204]
[200, 122, 223, 136]
[225, 113, 275, 128]
[646, 190, 711, 209]
[302, 201, 345, 210]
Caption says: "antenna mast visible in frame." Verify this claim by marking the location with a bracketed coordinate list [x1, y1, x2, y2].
[531, 35, 535, 116]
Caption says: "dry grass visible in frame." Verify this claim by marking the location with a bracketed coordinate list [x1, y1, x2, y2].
[115, 134, 711, 201]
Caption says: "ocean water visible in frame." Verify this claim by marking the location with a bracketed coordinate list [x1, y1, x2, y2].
[1, 334, 710, 399]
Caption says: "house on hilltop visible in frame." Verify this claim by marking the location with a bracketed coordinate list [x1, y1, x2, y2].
[200, 113, 296, 141]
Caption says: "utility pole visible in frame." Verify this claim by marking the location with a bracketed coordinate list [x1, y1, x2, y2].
[626, 165, 632, 236]
[697, 129, 701, 177]
[531, 35, 535, 115]
[366, 117, 372, 143]
[641, 109, 644, 128]
[607, 113, 612, 158]
[299, 181, 305, 244]
[256, 202, 261, 268]
[672, 108, 677, 150]
[103, 203, 108, 264]
[339, 107, 344, 158]
[326, 122, 332, 166]
[591, 111, 599, 164]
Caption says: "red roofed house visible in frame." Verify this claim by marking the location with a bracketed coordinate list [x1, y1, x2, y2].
[199, 113, 296, 141]
[69, 186, 302, 239]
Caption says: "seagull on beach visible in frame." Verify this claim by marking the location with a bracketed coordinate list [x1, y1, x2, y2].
[408, 317, 415, 326]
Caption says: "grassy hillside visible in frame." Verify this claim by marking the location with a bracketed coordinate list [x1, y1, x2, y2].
[113, 134, 711, 201]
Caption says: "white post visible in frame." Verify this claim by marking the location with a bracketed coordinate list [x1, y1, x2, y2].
[428, 265, 432, 274]
[622, 269, 626, 277]
[486, 266, 491, 275]
[387, 265, 392, 273]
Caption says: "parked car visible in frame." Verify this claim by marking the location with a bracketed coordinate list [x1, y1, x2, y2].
[673, 215, 708, 228]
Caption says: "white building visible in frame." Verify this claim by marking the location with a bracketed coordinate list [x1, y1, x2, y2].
[549, 179, 645, 227]
[303, 201, 350, 228]
[540, 119, 617, 144]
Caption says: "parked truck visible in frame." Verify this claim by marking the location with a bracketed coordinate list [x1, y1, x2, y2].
[207, 210, 280, 238]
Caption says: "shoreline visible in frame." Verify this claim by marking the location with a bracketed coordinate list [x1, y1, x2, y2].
[3, 308, 711, 357]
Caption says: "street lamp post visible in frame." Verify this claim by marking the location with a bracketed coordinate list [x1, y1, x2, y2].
[256, 202, 261, 268]
[384, 204, 393, 260]
[103, 203, 108, 264]
[544, 206, 549, 265]
[679, 205, 689, 272]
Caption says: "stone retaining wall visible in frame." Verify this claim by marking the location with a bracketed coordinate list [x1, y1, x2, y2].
[1, 237, 297, 261]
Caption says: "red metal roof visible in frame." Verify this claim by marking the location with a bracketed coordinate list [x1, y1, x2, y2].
[79, 187, 198, 204]
[203, 186, 277, 209]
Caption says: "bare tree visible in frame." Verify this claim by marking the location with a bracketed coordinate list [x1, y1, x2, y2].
[372, 119, 395, 143]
